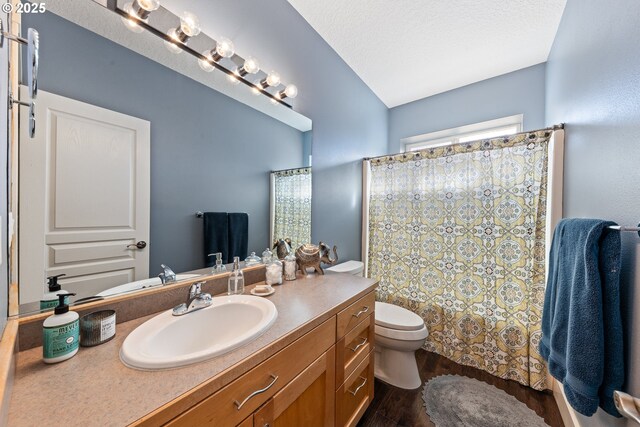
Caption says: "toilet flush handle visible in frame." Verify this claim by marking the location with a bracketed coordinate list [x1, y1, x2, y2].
[352, 306, 369, 318]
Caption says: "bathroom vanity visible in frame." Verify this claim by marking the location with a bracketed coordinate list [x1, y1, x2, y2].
[7, 273, 377, 427]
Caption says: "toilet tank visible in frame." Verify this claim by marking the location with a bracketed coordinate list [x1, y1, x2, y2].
[327, 260, 364, 276]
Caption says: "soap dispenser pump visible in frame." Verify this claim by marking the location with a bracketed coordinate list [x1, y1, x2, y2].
[43, 293, 79, 364]
[40, 274, 69, 310]
[227, 257, 244, 295]
[214, 252, 227, 273]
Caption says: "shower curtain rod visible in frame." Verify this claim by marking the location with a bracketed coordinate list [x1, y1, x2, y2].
[363, 123, 565, 162]
[271, 167, 312, 174]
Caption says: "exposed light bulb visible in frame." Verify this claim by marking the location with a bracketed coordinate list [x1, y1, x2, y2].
[137, 0, 160, 12]
[284, 84, 298, 99]
[121, 2, 145, 33]
[265, 71, 281, 87]
[164, 28, 183, 54]
[215, 37, 235, 58]
[180, 11, 201, 37]
[270, 98, 278, 105]
[198, 51, 215, 72]
[242, 57, 260, 75]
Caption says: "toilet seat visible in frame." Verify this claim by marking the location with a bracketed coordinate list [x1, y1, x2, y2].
[375, 324, 429, 341]
[375, 302, 425, 331]
[374, 302, 428, 341]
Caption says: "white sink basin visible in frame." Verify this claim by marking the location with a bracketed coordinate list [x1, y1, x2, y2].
[96, 274, 201, 297]
[120, 295, 278, 370]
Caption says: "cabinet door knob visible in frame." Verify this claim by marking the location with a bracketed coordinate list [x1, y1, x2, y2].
[233, 374, 278, 410]
[348, 376, 368, 396]
[348, 337, 368, 353]
[352, 306, 369, 318]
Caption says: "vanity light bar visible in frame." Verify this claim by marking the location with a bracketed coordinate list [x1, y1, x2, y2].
[106, 0, 296, 108]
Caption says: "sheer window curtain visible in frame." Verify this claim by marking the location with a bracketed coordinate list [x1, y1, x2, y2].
[270, 168, 312, 251]
[363, 129, 564, 390]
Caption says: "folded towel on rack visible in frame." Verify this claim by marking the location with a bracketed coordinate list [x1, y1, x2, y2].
[228, 213, 249, 261]
[203, 212, 229, 265]
[540, 218, 624, 417]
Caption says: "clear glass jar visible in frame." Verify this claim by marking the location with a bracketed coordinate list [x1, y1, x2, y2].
[265, 258, 283, 286]
[245, 251, 261, 266]
[284, 253, 297, 281]
[261, 248, 273, 264]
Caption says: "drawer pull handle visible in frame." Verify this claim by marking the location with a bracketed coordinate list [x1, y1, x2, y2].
[352, 306, 369, 318]
[348, 337, 368, 352]
[348, 376, 368, 396]
[233, 374, 278, 410]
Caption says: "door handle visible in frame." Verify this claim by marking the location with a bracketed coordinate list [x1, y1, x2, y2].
[127, 241, 147, 250]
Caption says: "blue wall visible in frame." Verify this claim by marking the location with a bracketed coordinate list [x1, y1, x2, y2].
[545, 0, 640, 425]
[388, 64, 546, 154]
[26, 0, 390, 272]
[187, 1, 389, 262]
[24, 12, 304, 276]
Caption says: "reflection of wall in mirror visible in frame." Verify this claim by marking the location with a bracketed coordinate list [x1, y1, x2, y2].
[18, 11, 310, 307]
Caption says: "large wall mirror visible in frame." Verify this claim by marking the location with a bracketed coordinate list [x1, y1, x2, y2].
[15, 2, 312, 315]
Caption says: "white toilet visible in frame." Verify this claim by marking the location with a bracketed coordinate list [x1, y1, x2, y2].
[374, 301, 428, 389]
[326, 260, 364, 276]
[327, 261, 429, 390]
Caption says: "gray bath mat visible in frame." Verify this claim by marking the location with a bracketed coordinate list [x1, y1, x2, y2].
[422, 375, 549, 427]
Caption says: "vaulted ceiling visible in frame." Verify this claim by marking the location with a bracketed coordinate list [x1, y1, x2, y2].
[286, 0, 567, 107]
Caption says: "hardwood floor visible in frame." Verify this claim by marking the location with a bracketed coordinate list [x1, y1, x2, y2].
[358, 349, 564, 427]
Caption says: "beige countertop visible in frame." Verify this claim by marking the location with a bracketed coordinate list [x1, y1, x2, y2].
[8, 273, 377, 427]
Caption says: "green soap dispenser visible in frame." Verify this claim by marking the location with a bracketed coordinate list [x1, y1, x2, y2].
[40, 274, 69, 310]
[43, 293, 79, 364]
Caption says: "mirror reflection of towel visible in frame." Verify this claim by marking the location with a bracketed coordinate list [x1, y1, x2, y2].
[228, 213, 249, 261]
[203, 212, 229, 265]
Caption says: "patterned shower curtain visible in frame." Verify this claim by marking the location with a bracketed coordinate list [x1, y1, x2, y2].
[272, 168, 312, 251]
[367, 130, 552, 390]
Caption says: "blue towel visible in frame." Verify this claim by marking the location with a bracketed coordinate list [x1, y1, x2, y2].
[540, 218, 624, 417]
[203, 212, 229, 265]
[228, 213, 249, 262]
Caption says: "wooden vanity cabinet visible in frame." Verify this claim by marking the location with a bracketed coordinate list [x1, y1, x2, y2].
[251, 346, 335, 427]
[165, 290, 376, 427]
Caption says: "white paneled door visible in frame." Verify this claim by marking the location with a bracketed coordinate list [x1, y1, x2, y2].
[20, 89, 150, 303]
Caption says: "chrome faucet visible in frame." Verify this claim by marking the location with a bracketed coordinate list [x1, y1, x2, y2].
[172, 282, 212, 316]
[158, 264, 177, 284]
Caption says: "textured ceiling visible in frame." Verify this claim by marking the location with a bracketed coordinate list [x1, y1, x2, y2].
[286, 0, 566, 107]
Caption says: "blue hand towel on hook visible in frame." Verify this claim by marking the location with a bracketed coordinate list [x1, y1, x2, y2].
[203, 212, 229, 265]
[228, 213, 249, 261]
[540, 218, 624, 417]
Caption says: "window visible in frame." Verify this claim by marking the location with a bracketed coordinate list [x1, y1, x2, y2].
[402, 114, 523, 152]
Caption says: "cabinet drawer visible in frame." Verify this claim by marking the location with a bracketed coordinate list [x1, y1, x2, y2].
[336, 351, 374, 427]
[337, 291, 375, 339]
[167, 317, 336, 427]
[336, 313, 374, 386]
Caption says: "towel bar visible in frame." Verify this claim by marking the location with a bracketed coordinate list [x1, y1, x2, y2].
[607, 223, 640, 237]
[614, 391, 640, 424]
[195, 211, 249, 218]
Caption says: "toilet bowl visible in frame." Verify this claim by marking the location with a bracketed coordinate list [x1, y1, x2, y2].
[327, 261, 428, 389]
[374, 301, 428, 390]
